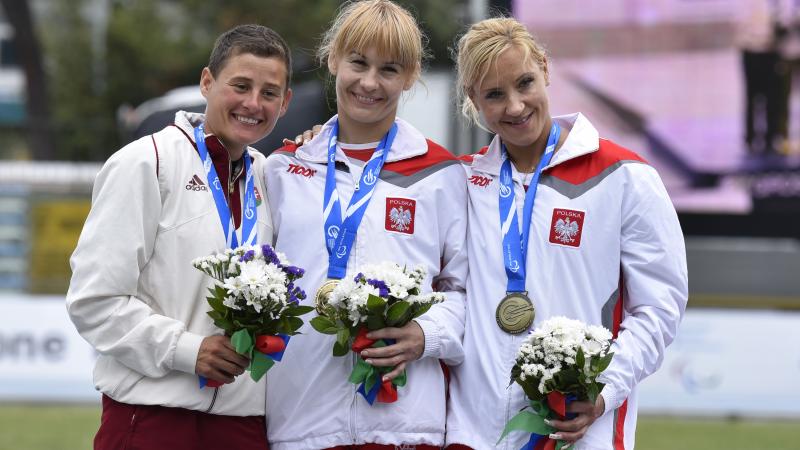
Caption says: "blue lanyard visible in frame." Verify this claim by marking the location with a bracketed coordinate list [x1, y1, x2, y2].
[499, 122, 561, 293]
[323, 120, 398, 279]
[194, 124, 258, 248]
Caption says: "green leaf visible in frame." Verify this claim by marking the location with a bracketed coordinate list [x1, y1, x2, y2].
[393, 370, 407, 387]
[496, 410, 555, 444]
[411, 302, 432, 319]
[285, 305, 314, 317]
[364, 368, 378, 393]
[366, 314, 386, 331]
[333, 340, 350, 357]
[386, 301, 411, 326]
[596, 352, 614, 372]
[367, 294, 386, 314]
[336, 327, 350, 348]
[285, 316, 304, 333]
[206, 294, 227, 313]
[249, 353, 275, 382]
[349, 358, 372, 383]
[310, 316, 338, 334]
[587, 383, 600, 404]
[231, 329, 254, 357]
[576, 347, 585, 368]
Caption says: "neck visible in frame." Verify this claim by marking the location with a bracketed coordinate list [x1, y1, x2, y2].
[336, 110, 396, 144]
[202, 119, 245, 161]
[504, 118, 554, 173]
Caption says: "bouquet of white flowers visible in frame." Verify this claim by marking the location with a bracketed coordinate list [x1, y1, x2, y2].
[499, 316, 614, 450]
[310, 262, 445, 404]
[192, 244, 312, 386]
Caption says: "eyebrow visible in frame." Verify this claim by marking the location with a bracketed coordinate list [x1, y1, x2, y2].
[348, 51, 401, 67]
[229, 76, 283, 90]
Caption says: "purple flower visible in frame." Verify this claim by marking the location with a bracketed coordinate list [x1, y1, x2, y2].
[282, 265, 305, 277]
[366, 278, 389, 298]
[239, 250, 256, 262]
[261, 244, 281, 265]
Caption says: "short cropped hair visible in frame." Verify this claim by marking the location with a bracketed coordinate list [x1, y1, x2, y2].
[318, 0, 426, 82]
[208, 24, 292, 89]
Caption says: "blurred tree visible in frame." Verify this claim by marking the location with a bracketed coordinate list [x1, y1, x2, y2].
[0, 0, 56, 160]
[38, 0, 464, 161]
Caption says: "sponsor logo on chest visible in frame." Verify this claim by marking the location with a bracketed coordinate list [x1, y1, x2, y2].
[185, 174, 207, 191]
[549, 208, 585, 247]
[385, 197, 416, 235]
[287, 163, 317, 178]
[469, 175, 492, 187]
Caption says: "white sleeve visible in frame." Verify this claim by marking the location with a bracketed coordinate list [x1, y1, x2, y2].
[598, 166, 688, 412]
[66, 141, 204, 378]
[414, 164, 468, 366]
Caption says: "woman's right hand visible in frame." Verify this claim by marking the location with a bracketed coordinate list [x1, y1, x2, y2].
[282, 124, 323, 146]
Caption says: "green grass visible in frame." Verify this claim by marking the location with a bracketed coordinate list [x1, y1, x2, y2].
[0, 405, 798, 449]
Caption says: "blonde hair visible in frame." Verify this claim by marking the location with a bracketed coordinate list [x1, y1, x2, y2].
[455, 17, 548, 126]
[318, 0, 425, 81]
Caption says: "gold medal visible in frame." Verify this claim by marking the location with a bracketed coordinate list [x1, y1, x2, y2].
[495, 292, 534, 334]
[314, 279, 339, 314]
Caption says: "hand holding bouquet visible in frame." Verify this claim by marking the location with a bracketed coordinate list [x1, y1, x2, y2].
[192, 244, 312, 386]
[310, 262, 445, 404]
[499, 316, 614, 450]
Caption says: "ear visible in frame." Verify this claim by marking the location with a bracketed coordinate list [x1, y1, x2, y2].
[403, 62, 421, 91]
[327, 54, 338, 76]
[466, 86, 480, 112]
[279, 88, 293, 118]
[200, 67, 213, 98]
[542, 57, 550, 86]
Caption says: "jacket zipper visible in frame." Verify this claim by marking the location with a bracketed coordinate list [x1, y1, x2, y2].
[349, 351, 358, 441]
[205, 386, 219, 413]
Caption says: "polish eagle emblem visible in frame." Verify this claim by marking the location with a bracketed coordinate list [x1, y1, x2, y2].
[554, 218, 580, 243]
[389, 206, 413, 232]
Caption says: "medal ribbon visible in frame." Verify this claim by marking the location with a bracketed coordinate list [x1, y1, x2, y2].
[499, 122, 561, 293]
[194, 124, 258, 248]
[323, 120, 398, 279]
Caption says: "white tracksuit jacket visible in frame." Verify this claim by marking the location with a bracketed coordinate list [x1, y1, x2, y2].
[446, 113, 688, 450]
[66, 111, 273, 415]
[263, 115, 468, 449]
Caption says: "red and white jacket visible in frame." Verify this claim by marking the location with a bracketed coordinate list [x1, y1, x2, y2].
[446, 113, 688, 450]
[262, 115, 468, 449]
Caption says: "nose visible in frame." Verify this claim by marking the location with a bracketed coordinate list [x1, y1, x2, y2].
[360, 68, 379, 91]
[505, 92, 525, 116]
[242, 90, 260, 110]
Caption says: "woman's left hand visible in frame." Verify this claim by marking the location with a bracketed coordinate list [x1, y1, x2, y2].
[545, 395, 605, 448]
[359, 321, 425, 381]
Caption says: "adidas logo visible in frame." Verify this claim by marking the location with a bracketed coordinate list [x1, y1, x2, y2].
[185, 174, 208, 191]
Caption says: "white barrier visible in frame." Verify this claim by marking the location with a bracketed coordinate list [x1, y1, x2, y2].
[0, 295, 98, 402]
[2, 296, 799, 417]
[638, 308, 800, 418]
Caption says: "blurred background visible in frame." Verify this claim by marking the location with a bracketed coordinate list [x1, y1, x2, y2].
[0, 0, 799, 448]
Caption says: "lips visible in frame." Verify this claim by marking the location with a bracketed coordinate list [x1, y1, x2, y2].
[352, 92, 382, 105]
[503, 112, 532, 127]
[233, 114, 263, 126]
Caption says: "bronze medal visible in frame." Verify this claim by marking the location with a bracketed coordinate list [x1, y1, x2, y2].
[314, 279, 339, 314]
[495, 292, 534, 334]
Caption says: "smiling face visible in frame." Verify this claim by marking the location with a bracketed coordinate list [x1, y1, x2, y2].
[200, 52, 292, 158]
[469, 45, 551, 156]
[329, 46, 415, 143]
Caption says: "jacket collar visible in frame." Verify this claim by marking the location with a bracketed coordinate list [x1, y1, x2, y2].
[295, 115, 428, 163]
[470, 112, 599, 176]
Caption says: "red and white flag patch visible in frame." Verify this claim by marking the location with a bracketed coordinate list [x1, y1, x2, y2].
[549, 208, 585, 247]
[385, 197, 416, 234]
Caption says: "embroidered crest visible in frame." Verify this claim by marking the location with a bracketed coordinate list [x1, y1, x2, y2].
[549, 208, 585, 247]
[385, 197, 416, 234]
